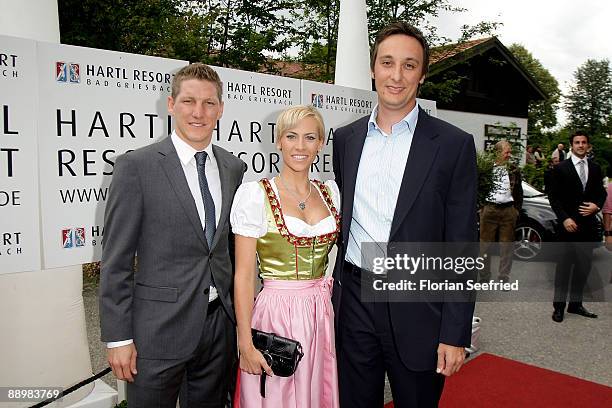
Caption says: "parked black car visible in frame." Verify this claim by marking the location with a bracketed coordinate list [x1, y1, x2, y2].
[514, 182, 558, 260]
[514, 181, 604, 260]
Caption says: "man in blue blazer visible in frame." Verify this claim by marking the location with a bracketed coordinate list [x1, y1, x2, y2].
[332, 22, 477, 407]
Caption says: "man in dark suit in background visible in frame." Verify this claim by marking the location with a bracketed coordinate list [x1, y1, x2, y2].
[332, 22, 477, 408]
[100, 63, 245, 407]
[548, 132, 607, 323]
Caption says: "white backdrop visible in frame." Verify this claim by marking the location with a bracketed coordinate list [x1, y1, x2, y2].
[1, 35, 437, 274]
[214, 66, 301, 182]
[0, 35, 42, 274]
[301, 80, 377, 180]
[36, 42, 187, 269]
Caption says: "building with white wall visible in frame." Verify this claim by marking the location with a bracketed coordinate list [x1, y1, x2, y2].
[423, 37, 546, 159]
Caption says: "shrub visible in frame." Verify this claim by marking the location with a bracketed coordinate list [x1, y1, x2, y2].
[476, 150, 501, 208]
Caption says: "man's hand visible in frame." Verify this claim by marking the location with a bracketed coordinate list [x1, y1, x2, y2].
[436, 343, 465, 377]
[563, 218, 578, 232]
[578, 202, 598, 217]
[107, 343, 138, 382]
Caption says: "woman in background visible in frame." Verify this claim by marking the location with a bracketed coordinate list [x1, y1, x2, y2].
[231, 105, 340, 407]
[525, 145, 536, 165]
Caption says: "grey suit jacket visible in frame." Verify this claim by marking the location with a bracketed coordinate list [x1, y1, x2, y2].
[99, 136, 246, 359]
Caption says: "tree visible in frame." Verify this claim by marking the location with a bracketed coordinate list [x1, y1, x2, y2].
[366, 0, 463, 46]
[564, 59, 612, 137]
[476, 150, 502, 208]
[58, 0, 202, 59]
[294, 0, 500, 83]
[58, 0, 298, 70]
[418, 71, 464, 104]
[203, 0, 297, 71]
[508, 44, 561, 133]
[59, 1, 500, 80]
[291, 0, 340, 82]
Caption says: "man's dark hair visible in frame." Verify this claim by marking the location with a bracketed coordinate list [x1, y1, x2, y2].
[569, 131, 590, 144]
[370, 21, 430, 77]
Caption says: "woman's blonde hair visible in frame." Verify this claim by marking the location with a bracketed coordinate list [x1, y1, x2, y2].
[276, 105, 325, 141]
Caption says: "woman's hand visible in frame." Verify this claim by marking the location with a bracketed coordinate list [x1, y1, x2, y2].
[239, 344, 273, 376]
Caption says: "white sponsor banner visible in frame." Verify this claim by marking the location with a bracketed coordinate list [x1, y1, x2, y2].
[301, 80, 377, 181]
[36, 42, 187, 268]
[301, 80, 436, 180]
[0, 35, 42, 273]
[417, 98, 437, 117]
[26, 40, 438, 270]
[214, 66, 301, 182]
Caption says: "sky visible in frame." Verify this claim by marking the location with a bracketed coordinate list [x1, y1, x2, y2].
[428, 0, 612, 126]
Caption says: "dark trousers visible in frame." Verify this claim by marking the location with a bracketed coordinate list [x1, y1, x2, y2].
[553, 241, 595, 310]
[336, 262, 445, 408]
[127, 301, 237, 408]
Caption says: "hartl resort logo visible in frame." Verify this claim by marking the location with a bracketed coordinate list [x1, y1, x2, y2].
[311, 93, 324, 108]
[56, 61, 80, 83]
[62, 227, 86, 248]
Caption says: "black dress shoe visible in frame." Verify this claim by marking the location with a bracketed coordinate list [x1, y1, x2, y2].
[552, 309, 564, 323]
[567, 305, 598, 318]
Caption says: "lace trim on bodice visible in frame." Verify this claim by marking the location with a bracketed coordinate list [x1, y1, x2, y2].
[260, 178, 340, 246]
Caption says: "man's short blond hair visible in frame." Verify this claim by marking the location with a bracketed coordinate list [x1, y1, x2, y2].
[171, 63, 223, 101]
[275, 105, 325, 141]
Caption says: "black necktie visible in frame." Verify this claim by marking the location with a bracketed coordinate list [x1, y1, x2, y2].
[195, 151, 216, 247]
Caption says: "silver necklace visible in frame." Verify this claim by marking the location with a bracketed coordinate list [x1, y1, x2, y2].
[277, 174, 312, 211]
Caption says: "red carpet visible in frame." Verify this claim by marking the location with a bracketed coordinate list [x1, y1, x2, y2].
[384, 353, 612, 408]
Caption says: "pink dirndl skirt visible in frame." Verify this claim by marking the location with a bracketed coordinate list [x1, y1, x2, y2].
[238, 276, 339, 408]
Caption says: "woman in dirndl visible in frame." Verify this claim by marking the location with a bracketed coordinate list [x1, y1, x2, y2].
[231, 105, 340, 408]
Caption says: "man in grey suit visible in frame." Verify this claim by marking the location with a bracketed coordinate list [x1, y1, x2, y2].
[100, 63, 246, 407]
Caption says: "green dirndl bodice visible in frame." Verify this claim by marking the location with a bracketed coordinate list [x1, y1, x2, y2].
[255, 178, 340, 280]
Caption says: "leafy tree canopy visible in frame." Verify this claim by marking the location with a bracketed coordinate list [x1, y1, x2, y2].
[564, 59, 612, 137]
[59, 0, 298, 71]
[563, 59, 612, 175]
[59, 0, 500, 82]
[508, 44, 561, 133]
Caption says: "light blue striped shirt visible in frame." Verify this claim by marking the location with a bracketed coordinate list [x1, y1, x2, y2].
[345, 103, 419, 269]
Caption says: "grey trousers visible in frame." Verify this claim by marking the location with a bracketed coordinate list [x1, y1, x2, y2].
[126, 304, 237, 408]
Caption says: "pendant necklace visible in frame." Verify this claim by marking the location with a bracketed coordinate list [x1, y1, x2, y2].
[277, 174, 312, 211]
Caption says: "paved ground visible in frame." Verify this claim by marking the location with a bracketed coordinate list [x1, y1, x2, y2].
[84, 256, 611, 404]
[83, 280, 115, 391]
[471, 301, 612, 387]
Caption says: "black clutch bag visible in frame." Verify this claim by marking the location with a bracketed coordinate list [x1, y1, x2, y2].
[251, 328, 304, 397]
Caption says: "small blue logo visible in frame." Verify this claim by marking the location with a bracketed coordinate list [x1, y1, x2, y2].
[311, 93, 324, 108]
[62, 227, 86, 248]
[56, 62, 80, 83]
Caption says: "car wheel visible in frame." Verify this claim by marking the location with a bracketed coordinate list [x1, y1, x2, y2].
[514, 222, 544, 260]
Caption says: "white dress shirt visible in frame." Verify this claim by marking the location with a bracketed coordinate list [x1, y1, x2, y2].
[107, 132, 222, 349]
[345, 103, 419, 269]
[230, 179, 340, 238]
[488, 166, 513, 204]
[571, 154, 589, 182]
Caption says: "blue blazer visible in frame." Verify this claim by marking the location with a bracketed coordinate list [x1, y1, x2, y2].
[332, 107, 478, 371]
